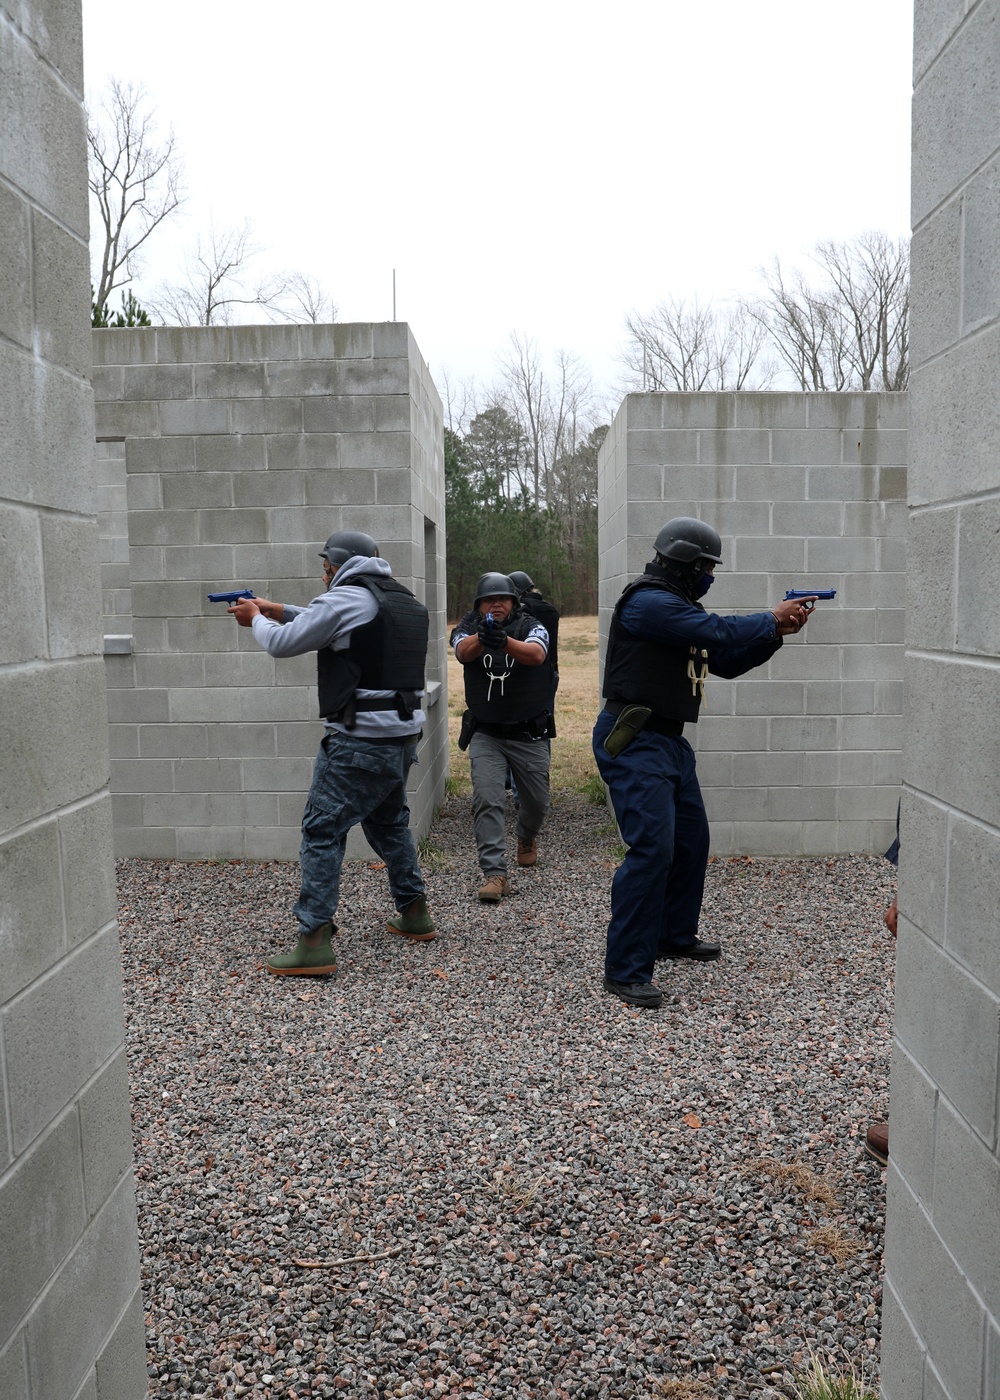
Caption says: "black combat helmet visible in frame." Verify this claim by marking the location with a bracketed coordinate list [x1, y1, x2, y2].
[653, 517, 723, 568]
[507, 570, 534, 597]
[319, 530, 379, 567]
[473, 572, 518, 611]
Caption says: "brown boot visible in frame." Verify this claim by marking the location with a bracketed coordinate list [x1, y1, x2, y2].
[478, 874, 510, 903]
[864, 1122, 889, 1166]
[516, 836, 538, 867]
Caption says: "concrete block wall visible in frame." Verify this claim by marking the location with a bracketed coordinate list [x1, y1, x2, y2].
[92, 323, 448, 861]
[0, 0, 146, 1395]
[597, 391, 907, 855]
[881, 3, 1000, 1396]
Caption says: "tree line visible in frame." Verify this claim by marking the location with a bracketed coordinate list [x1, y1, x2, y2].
[87, 78, 910, 621]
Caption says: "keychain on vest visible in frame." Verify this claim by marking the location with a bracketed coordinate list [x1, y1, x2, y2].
[687, 646, 709, 705]
[483, 651, 514, 701]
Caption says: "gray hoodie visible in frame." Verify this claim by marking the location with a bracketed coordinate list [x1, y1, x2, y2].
[250, 555, 425, 739]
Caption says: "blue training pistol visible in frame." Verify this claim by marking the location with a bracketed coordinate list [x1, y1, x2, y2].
[207, 589, 256, 603]
[784, 589, 837, 601]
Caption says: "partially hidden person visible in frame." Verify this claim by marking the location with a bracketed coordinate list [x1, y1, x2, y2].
[227, 529, 435, 976]
[452, 573, 552, 902]
[864, 804, 900, 1167]
[593, 517, 814, 1009]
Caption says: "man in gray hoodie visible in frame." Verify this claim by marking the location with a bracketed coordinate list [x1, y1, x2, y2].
[228, 530, 435, 975]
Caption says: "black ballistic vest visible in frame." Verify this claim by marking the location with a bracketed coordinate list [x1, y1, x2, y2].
[460, 609, 551, 726]
[521, 593, 560, 672]
[317, 575, 428, 722]
[603, 572, 709, 726]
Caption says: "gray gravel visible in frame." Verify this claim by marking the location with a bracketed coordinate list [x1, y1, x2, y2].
[118, 790, 895, 1399]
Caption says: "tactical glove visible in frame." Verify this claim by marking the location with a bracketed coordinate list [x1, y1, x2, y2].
[477, 623, 508, 651]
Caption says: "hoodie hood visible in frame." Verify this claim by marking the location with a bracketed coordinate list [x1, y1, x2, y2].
[331, 555, 394, 588]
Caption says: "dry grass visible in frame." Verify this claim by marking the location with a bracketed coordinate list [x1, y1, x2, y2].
[746, 1157, 840, 1211]
[805, 1225, 864, 1265]
[482, 1165, 546, 1215]
[445, 614, 601, 797]
[641, 1380, 714, 1399]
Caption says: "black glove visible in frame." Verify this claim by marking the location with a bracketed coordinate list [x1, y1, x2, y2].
[477, 622, 508, 651]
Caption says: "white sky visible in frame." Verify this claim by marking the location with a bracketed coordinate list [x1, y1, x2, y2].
[81, 0, 913, 407]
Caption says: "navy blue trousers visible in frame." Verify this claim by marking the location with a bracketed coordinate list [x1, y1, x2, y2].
[592, 709, 710, 985]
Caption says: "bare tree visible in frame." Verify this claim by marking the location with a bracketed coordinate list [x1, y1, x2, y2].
[499, 335, 596, 506]
[87, 78, 183, 320]
[620, 297, 771, 392]
[272, 272, 338, 324]
[151, 221, 289, 326]
[750, 232, 909, 390]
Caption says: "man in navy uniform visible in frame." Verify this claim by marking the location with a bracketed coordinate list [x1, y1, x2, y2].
[593, 517, 813, 1008]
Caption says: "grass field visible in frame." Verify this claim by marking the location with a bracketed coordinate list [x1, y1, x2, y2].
[445, 614, 603, 799]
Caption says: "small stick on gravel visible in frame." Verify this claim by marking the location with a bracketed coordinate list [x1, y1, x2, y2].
[292, 1245, 405, 1269]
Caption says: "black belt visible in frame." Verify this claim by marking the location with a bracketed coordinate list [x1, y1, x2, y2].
[476, 715, 548, 740]
[603, 701, 684, 738]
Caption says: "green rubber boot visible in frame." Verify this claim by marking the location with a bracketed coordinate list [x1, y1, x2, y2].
[266, 922, 337, 976]
[386, 897, 436, 942]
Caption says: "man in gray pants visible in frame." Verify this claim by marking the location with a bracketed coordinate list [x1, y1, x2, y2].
[452, 573, 552, 902]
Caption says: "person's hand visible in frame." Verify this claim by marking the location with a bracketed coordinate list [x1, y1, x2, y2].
[884, 896, 898, 938]
[477, 623, 508, 651]
[254, 598, 283, 621]
[771, 597, 813, 635]
[228, 597, 261, 627]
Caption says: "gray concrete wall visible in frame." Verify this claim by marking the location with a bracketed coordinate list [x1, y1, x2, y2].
[597, 391, 907, 855]
[92, 323, 448, 860]
[0, 1, 146, 1395]
[880, 3, 1000, 1396]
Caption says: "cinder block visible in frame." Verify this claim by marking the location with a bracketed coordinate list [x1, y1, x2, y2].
[878, 465, 908, 502]
[840, 714, 902, 750]
[703, 786, 767, 822]
[804, 609, 876, 644]
[4, 928, 126, 1153]
[203, 651, 274, 687]
[770, 502, 843, 536]
[0, 504, 46, 666]
[770, 430, 843, 466]
[841, 643, 904, 680]
[160, 399, 229, 436]
[837, 785, 899, 821]
[125, 436, 196, 475]
[278, 792, 308, 827]
[301, 322, 375, 359]
[93, 399, 158, 441]
[882, 1169, 985, 1400]
[801, 751, 843, 786]
[699, 501, 771, 536]
[40, 514, 103, 657]
[768, 787, 837, 821]
[912, 0, 967, 84]
[0, 1332, 28, 1400]
[895, 923, 1000, 1143]
[78, 1049, 134, 1218]
[198, 507, 269, 544]
[233, 469, 306, 507]
[272, 652, 316, 687]
[32, 211, 91, 377]
[734, 537, 806, 573]
[268, 357, 408, 398]
[1, 347, 97, 514]
[733, 752, 802, 786]
[109, 758, 173, 793]
[59, 795, 117, 949]
[887, 1041, 938, 1211]
[25, 1174, 140, 1400]
[733, 465, 807, 502]
[239, 686, 314, 722]
[120, 364, 192, 401]
[128, 509, 197, 548]
[876, 610, 906, 644]
[376, 469, 413, 506]
[944, 811, 1000, 992]
[154, 325, 229, 363]
[95, 1287, 147, 1400]
[227, 324, 300, 361]
[301, 396, 378, 434]
[729, 820, 802, 855]
[303, 467, 377, 506]
[232, 543, 309, 579]
[696, 717, 768, 750]
[112, 826, 177, 859]
[375, 395, 411, 432]
[798, 821, 843, 855]
[240, 757, 313, 791]
[130, 579, 204, 618]
[0, 162, 32, 354]
[175, 825, 246, 859]
[0, 1107, 86, 1343]
[167, 615, 238, 653]
[108, 725, 138, 759]
[909, 338, 1000, 504]
[736, 393, 808, 429]
[912, 0, 1000, 223]
[692, 751, 733, 786]
[190, 435, 265, 475]
[137, 722, 207, 759]
[878, 1279, 927, 1400]
[167, 687, 242, 723]
[231, 397, 304, 434]
[850, 429, 907, 468]
[733, 680, 805, 715]
[131, 655, 202, 693]
[162, 543, 235, 581]
[0, 659, 113, 836]
[92, 327, 158, 366]
[769, 716, 839, 751]
[193, 362, 267, 398]
[244, 792, 281, 826]
[957, 496, 1000, 656]
[698, 428, 771, 465]
[203, 722, 277, 758]
[805, 535, 878, 572]
[246, 826, 303, 860]
[807, 465, 878, 500]
[904, 653, 1000, 829]
[161, 472, 234, 511]
[172, 758, 244, 792]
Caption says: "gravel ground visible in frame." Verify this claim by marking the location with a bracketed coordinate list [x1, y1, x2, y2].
[118, 789, 895, 1400]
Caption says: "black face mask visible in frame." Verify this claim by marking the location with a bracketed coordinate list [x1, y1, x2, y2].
[694, 572, 716, 599]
